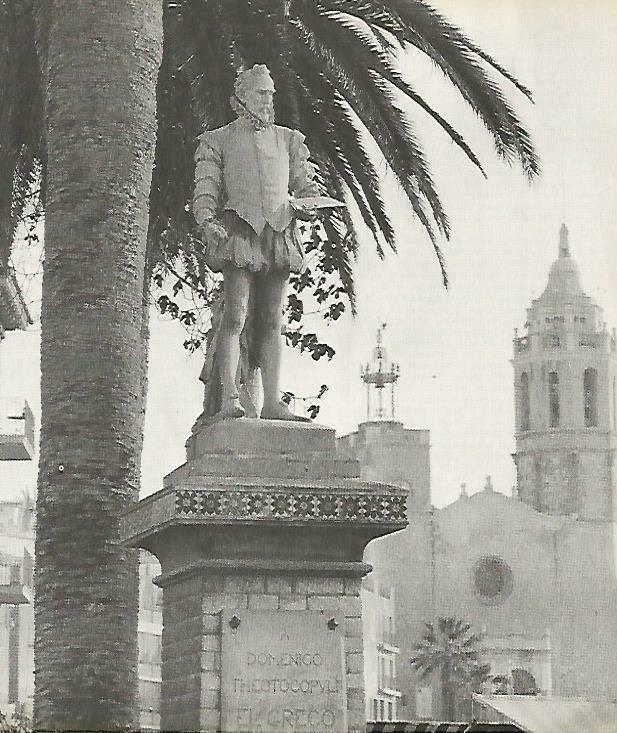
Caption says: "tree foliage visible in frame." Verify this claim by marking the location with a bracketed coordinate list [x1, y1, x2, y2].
[2, 0, 539, 371]
[150, 0, 539, 366]
[411, 616, 491, 720]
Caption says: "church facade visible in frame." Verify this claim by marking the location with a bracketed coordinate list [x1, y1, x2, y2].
[340, 226, 617, 719]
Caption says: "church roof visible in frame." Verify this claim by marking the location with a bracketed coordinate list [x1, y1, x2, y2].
[437, 485, 565, 532]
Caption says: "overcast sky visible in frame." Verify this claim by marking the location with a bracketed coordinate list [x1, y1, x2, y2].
[2, 0, 616, 508]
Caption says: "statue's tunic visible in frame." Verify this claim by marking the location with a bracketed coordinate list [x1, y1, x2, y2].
[193, 116, 317, 273]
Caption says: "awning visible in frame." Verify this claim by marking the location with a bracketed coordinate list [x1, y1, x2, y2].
[367, 723, 520, 732]
[369, 725, 468, 733]
[472, 694, 617, 733]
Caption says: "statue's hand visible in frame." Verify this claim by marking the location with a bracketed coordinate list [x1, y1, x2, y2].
[200, 218, 228, 243]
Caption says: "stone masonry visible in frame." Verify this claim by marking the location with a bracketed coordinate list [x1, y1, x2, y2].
[121, 419, 406, 732]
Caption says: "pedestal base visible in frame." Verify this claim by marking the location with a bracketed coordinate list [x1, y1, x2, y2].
[122, 419, 407, 732]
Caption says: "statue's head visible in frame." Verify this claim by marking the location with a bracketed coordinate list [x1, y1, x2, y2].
[231, 64, 275, 126]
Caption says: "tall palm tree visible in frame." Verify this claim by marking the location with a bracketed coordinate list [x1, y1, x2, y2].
[31, 2, 162, 730]
[410, 616, 491, 721]
[0, 2, 538, 730]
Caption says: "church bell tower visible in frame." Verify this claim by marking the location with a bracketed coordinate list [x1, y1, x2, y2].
[512, 224, 617, 520]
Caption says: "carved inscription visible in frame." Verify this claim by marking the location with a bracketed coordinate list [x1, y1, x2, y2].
[221, 611, 346, 732]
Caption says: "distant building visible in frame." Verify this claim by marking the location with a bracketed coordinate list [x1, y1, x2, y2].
[0, 496, 164, 730]
[338, 327, 427, 719]
[0, 270, 35, 719]
[355, 226, 617, 719]
[337, 323, 431, 523]
[512, 223, 617, 519]
[138, 553, 162, 732]
[337, 326, 431, 718]
[362, 578, 400, 722]
[0, 497, 35, 720]
[0, 268, 34, 462]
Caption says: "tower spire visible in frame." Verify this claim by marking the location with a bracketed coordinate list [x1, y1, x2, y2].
[360, 323, 400, 421]
[559, 223, 570, 257]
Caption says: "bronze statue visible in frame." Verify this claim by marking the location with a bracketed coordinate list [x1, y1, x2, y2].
[193, 64, 320, 421]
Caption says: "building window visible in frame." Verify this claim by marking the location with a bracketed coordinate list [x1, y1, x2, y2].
[520, 372, 530, 431]
[387, 701, 394, 721]
[548, 371, 559, 427]
[473, 555, 513, 605]
[373, 699, 379, 720]
[584, 368, 598, 427]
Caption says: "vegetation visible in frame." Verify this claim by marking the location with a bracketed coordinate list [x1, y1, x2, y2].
[411, 616, 492, 720]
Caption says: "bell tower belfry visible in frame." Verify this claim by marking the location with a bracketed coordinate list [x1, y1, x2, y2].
[512, 224, 617, 519]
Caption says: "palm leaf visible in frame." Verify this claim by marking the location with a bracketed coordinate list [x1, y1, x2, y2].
[0, 0, 43, 266]
[381, 0, 539, 178]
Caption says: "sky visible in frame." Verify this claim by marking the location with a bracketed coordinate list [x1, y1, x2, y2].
[1, 0, 616, 508]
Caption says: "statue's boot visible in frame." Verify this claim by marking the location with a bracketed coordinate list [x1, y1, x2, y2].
[260, 401, 311, 422]
[216, 394, 245, 420]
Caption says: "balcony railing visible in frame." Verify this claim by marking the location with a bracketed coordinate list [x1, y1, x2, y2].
[378, 675, 400, 695]
[379, 630, 399, 649]
[0, 398, 35, 460]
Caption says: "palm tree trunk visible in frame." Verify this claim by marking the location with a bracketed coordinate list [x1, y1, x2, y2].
[33, 2, 162, 729]
[441, 664, 456, 721]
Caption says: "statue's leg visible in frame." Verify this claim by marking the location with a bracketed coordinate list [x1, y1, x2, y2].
[257, 270, 310, 421]
[217, 266, 252, 418]
[238, 286, 261, 418]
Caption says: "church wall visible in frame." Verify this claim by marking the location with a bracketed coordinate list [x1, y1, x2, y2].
[552, 521, 617, 700]
[433, 495, 558, 641]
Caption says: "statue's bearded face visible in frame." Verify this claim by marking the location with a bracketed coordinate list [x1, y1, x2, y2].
[243, 79, 275, 124]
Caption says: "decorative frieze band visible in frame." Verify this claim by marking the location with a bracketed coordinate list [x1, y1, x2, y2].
[174, 488, 407, 523]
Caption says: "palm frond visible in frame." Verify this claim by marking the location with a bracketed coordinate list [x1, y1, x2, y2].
[291, 63, 394, 252]
[0, 0, 44, 266]
[380, 0, 539, 178]
[293, 4, 449, 232]
[291, 6, 449, 282]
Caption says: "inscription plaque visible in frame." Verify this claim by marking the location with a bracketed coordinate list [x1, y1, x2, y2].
[221, 610, 347, 733]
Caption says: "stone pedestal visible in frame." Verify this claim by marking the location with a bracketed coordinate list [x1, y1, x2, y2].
[121, 419, 407, 733]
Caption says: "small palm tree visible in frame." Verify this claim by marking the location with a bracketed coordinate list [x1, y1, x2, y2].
[410, 617, 490, 721]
